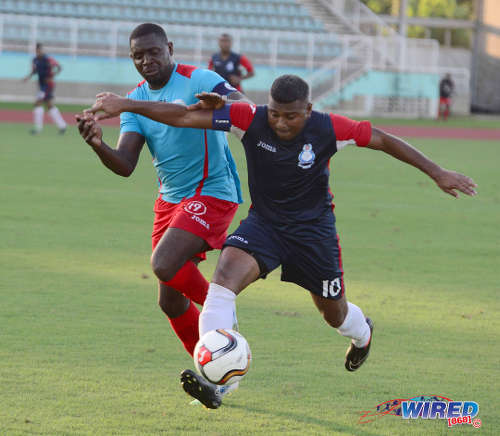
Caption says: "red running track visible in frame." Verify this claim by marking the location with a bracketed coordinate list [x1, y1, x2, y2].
[1, 109, 499, 140]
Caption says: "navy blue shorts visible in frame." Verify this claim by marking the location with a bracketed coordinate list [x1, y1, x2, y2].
[38, 81, 54, 101]
[224, 210, 345, 300]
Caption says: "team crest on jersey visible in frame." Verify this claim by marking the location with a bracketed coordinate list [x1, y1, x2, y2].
[184, 201, 207, 215]
[298, 143, 315, 169]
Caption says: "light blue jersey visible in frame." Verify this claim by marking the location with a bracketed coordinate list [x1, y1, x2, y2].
[120, 63, 242, 204]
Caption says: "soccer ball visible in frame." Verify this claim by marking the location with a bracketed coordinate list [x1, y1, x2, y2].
[194, 329, 251, 385]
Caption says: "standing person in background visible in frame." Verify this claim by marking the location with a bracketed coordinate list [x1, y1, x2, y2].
[208, 34, 254, 94]
[438, 73, 455, 121]
[23, 43, 67, 135]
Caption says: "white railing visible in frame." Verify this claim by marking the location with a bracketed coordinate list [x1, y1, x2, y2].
[0, 12, 467, 116]
[0, 13, 344, 70]
[319, 0, 397, 36]
[306, 35, 373, 101]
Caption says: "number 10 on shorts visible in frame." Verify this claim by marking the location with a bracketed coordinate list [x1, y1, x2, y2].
[322, 278, 342, 298]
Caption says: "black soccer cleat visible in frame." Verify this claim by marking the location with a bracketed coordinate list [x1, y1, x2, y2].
[180, 369, 222, 409]
[345, 317, 374, 372]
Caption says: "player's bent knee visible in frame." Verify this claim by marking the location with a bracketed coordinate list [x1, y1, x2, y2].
[151, 253, 177, 282]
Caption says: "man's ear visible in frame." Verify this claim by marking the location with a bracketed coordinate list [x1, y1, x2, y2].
[306, 102, 313, 116]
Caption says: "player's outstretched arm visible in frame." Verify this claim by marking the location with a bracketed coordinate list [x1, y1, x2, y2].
[187, 90, 252, 111]
[75, 113, 144, 177]
[22, 65, 35, 82]
[366, 127, 477, 198]
[86, 92, 214, 130]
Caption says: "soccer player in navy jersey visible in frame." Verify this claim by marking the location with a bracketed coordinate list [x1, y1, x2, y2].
[23, 42, 67, 134]
[76, 24, 248, 401]
[208, 33, 254, 93]
[86, 74, 477, 409]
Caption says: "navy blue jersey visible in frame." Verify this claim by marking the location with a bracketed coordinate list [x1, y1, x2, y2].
[209, 52, 253, 91]
[32, 55, 57, 87]
[212, 103, 372, 230]
[209, 52, 242, 83]
[439, 78, 454, 98]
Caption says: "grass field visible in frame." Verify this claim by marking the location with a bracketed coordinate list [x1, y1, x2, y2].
[1, 121, 499, 435]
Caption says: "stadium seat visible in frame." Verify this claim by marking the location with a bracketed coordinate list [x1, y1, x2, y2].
[0, 0, 325, 32]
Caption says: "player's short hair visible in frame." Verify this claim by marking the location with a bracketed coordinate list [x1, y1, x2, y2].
[270, 75, 310, 104]
[220, 33, 232, 39]
[129, 23, 168, 45]
[36, 42, 43, 50]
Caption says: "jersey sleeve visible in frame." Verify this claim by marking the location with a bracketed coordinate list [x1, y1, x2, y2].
[329, 114, 372, 150]
[120, 90, 144, 136]
[239, 55, 254, 73]
[193, 68, 237, 96]
[48, 57, 59, 68]
[212, 102, 257, 139]
[208, 58, 214, 70]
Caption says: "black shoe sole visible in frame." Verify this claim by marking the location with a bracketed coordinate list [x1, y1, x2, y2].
[180, 369, 221, 409]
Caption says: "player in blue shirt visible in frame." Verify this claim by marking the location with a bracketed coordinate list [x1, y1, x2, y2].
[86, 75, 477, 409]
[76, 24, 246, 380]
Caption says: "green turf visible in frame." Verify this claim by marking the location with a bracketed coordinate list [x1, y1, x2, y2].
[365, 115, 500, 129]
[0, 101, 89, 114]
[1, 123, 498, 435]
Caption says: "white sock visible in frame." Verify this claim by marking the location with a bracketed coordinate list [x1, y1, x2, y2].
[199, 283, 237, 337]
[337, 302, 370, 347]
[33, 106, 44, 131]
[48, 106, 66, 129]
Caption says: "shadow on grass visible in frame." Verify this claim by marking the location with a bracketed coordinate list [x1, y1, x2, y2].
[224, 402, 382, 436]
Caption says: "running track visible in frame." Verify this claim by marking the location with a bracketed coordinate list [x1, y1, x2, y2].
[1, 109, 500, 140]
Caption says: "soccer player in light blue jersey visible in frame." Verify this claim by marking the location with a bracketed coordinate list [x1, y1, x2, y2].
[76, 24, 246, 386]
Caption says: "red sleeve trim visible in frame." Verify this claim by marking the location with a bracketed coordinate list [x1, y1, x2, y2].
[48, 57, 59, 67]
[239, 55, 254, 73]
[330, 114, 372, 147]
[176, 64, 197, 78]
[208, 59, 214, 70]
[229, 102, 257, 131]
[127, 79, 146, 95]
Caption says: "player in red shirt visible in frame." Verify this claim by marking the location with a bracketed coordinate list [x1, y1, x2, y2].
[86, 75, 477, 409]
[208, 33, 254, 93]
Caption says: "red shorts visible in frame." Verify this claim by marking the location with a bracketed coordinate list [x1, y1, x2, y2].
[439, 97, 451, 105]
[151, 194, 239, 260]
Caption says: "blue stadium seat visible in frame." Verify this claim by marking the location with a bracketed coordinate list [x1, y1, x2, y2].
[0, 0, 326, 33]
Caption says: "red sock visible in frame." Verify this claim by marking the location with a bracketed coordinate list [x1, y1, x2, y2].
[161, 261, 209, 305]
[169, 300, 199, 356]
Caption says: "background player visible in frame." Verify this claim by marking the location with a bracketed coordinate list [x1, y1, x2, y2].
[23, 42, 67, 135]
[76, 24, 247, 398]
[208, 33, 254, 93]
[85, 75, 477, 409]
[438, 73, 455, 121]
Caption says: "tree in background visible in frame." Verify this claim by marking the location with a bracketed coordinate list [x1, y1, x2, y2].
[361, 0, 475, 47]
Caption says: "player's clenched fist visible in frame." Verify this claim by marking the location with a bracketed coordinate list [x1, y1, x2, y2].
[75, 114, 103, 147]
